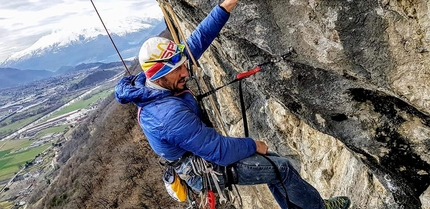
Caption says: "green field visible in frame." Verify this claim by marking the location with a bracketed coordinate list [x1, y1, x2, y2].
[0, 139, 50, 180]
[60, 95, 77, 103]
[0, 89, 112, 181]
[0, 114, 42, 135]
[0, 139, 33, 152]
[1, 105, 41, 125]
[0, 150, 11, 159]
[44, 89, 112, 121]
[37, 125, 68, 137]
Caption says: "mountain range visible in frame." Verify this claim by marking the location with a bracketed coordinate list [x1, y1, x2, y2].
[0, 16, 165, 90]
[0, 68, 54, 90]
[0, 61, 133, 90]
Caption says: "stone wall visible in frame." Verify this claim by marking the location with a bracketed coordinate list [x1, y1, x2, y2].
[167, 0, 430, 208]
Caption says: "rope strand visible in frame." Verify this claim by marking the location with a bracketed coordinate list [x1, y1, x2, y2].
[162, 2, 228, 135]
[159, 1, 181, 43]
[90, 0, 131, 75]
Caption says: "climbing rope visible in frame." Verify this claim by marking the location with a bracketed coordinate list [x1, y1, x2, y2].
[156, 2, 302, 209]
[158, 0, 229, 136]
[157, 2, 299, 209]
[91, 0, 298, 207]
[90, 0, 131, 75]
[158, 1, 180, 43]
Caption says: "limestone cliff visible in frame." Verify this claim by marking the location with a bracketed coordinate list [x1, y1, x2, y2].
[167, 0, 430, 208]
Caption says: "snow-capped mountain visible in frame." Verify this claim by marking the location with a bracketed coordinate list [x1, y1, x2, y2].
[1, 16, 165, 72]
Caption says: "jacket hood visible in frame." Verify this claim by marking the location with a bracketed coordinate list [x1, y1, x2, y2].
[115, 72, 172, 107]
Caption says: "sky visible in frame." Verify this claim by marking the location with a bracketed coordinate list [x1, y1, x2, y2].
[0, 0, 163, 62]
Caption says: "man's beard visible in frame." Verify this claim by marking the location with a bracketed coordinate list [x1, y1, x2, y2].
[158, 77, 187, 93]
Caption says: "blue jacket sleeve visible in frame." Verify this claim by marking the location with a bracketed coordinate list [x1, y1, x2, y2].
[115, 75, 136, 104]
[185, 5, 230, 60]
[162, 103, 256, 166]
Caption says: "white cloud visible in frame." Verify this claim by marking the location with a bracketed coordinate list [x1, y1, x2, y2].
[0, 0, 163, 62]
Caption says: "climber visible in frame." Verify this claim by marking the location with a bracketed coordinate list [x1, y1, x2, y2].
[114, 0, 350, 208]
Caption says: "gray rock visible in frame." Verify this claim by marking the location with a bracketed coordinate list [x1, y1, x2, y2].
[169, 0, 430, 208]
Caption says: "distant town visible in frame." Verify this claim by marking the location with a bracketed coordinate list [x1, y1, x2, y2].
[0, 64, 125, 208]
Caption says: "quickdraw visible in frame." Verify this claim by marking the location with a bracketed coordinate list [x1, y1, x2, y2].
[190, 156, 226, 209]
[196, 48, 295, 101]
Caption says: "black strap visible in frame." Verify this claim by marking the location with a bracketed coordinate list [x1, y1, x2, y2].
[238, 80, 298, 209]
[259, 154, 298, 208]
[159, 152, 193, 167]
[196, 78, 239, 101]
[238, 81, 249, 137]
[197, 99, 214, 128]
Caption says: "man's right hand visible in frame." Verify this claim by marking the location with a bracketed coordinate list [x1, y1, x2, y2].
[255, 140, 268, 155]
[220, 0, 239, 13]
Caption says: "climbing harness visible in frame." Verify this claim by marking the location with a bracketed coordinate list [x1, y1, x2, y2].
[155, 1, 299, 208]
[191, 157, 226, 208]
[96, 0, 297, 207]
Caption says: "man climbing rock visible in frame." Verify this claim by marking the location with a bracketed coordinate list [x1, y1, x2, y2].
[115, 0, 350, 208]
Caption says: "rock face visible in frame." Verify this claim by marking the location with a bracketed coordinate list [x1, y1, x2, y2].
[167, 0, 430, 208]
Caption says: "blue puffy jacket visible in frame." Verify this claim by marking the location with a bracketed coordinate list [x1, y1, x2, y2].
[115, 5, 256, 166]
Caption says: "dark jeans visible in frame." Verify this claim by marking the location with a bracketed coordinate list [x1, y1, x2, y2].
[234, 152, 325, 209]
[176, 152, 325, 209]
